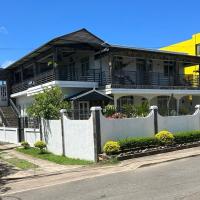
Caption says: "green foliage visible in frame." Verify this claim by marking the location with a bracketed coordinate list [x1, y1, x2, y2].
[119, 137, 158, 150]
[122, 102, 149, 117]
[34, 140, 47, 153]
[118, 130, 200, 151]
[26, 86, 71, 119]
[174, 130, 200, 144]
[21, 141, 30, 149]
[103, 141, 120, 155]
[155, 130, 174, 145]
[133, 101, 149, 117]
[103, 104, 116, 117]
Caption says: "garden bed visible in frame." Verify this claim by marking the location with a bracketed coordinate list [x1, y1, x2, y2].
[102, 130, 200, 161]
[116, 141, 200, 161]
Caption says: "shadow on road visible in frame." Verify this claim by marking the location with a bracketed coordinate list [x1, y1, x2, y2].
[0, 161, 18, 195]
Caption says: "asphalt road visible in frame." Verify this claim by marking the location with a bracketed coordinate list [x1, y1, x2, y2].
[3, 156, 200, 200]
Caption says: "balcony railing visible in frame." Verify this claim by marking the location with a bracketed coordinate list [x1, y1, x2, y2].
[102, 70, 200, 89]
[11, 68, 101, 93]
[11, 68, 200, 94]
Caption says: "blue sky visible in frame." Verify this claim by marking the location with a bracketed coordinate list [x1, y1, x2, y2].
[1, 0, 200, 67]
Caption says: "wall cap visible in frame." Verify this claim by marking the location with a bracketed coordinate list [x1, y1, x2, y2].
[195, 105, 200, 109]
[150, 105, 158, 110]
[60, 109, 67, 114]
[90, 106, 102, 111]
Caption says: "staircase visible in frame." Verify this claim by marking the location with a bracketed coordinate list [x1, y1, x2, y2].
[0, 106, 19, 127]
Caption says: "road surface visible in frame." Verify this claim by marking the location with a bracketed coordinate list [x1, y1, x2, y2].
[3, 156, 200, 200]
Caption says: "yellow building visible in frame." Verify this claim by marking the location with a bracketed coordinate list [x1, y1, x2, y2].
[160, 33, 200, 75]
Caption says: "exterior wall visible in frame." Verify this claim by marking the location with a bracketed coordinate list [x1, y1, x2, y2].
[100, 111, 154, 147]
[15, 95, 33, 117]
[42, 120, 63, 155]
[24, 128, 40, 147]
[0, 127, 18, 144]
[24, 116, 95, 161]
[160, 33, 200, 75]
[64, 115, 95, 161]
[158, 110, 200, 132]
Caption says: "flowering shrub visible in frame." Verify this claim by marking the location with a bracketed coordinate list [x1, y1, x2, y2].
[21, 141, 30, 149]
[108, 112, 127, 119]
[103, 104, 116, 117]
[155, 130, 174, 145]
[34, 140, 47, 153]
[103, 141, 120, 155]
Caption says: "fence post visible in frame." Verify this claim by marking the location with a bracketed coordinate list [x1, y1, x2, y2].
[150, 105, 158, 135]
[90, 106, 102, 162]
[60, 109, 67, 156]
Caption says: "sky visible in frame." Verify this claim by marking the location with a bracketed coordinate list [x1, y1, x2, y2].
[1, 0, 200, 67]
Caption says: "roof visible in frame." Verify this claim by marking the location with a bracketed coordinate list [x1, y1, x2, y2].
[5, 29, 200, 70]
[6, 28, 108, 70]
[66, 89, 113, 101]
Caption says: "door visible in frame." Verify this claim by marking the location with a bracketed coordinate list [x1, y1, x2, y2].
[136, 59, 147, 85]
[78, 101, 90, 119]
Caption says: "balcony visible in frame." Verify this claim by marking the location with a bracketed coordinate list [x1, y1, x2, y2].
[11, 68, 101, 94]
[101, 71, 200, 90]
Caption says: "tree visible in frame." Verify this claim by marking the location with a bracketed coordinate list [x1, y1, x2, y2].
[27, 86, 71, 119]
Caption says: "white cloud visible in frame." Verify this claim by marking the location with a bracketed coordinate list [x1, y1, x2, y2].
[1, 60, 15, 68]
[0, 26, 8, 34]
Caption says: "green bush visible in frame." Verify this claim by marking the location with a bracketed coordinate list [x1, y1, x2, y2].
[34, 140, 47, 153]
[119, 137, 158, 150]
[174, 130, 200, 144]
[118, 130, 200, 151]
[103, 104, 116, 117]
[21, 141, 30, 149]
[155, 130, 174, 145]
[103, 141, 120, 155]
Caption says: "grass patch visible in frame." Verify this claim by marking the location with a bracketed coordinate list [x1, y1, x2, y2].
[16, 147, 92, 165]
[5, 158, 38, 170]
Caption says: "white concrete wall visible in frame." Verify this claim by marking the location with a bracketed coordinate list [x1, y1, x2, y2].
[42, 120, 63, 155]
[100, 111, 155, 147]
[24, 128, 40, 147]
[24, 117, 95, 161]
[63, 115, 95, 161]
[158, 110, 200, 132]
[0, 127, 18, 144]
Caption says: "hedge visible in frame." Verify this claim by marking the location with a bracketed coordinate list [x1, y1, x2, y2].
[119, 130, 200, 150]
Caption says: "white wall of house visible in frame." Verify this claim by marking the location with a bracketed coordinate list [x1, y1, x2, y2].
[15, 95, 33, 117]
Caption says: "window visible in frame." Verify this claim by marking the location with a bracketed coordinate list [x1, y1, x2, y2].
[117, 96, 134, 109]
[196, 44, 200, 56]
[81, 57, 89, 76]
[164, 61, 174, 76]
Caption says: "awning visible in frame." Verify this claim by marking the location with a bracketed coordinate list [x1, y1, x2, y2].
[66, 89, 113, 101]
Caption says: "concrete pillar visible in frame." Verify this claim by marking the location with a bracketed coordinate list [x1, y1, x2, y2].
[150, 105, 158, 134]
[60, 109, 67, 156]
[90, 106, 102, 162]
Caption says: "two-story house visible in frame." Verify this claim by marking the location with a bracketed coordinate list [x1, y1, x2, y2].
[1, 28, 200, 125]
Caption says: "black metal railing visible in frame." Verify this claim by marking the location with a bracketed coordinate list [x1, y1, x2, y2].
[66, 109, 91, 120]
[101, 70, 200, 90]
[11, 67, 200, 94]
[11, 68, 101, 93]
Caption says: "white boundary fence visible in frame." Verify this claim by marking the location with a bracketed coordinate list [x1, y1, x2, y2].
[1, 105, 200, 162]
[0, 127, 18, 144]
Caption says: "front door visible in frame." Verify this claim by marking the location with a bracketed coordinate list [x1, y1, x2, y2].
[78, 101, 90, 119]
